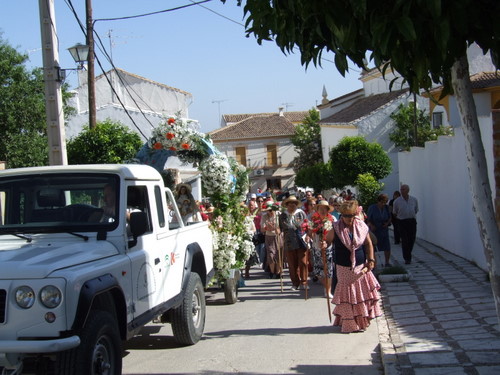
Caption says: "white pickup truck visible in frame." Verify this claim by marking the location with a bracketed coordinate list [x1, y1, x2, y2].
[0, 164, 214, 375]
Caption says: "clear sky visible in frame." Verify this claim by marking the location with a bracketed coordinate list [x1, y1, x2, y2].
[0, 0, 363, 133]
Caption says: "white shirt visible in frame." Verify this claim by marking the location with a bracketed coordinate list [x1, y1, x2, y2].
[393, 195, 419, 220]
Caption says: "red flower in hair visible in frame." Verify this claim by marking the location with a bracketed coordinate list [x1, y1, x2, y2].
[167, 118, 175, 125]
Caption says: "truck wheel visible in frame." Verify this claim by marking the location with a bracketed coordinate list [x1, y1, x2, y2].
[56, 310, 122, 375]
[223, 277, 238, 304]
[171, 272, 206, 345]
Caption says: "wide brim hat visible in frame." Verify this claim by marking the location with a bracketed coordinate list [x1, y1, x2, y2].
[262, 199, 275, 210]
[176, 183, 192, 194]
[282, 195, 302, 207]
[316, 200, 334, 212]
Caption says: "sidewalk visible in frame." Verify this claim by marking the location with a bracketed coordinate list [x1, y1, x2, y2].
[378, 236, 500, 375]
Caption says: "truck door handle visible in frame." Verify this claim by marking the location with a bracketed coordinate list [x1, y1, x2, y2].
[155, 258, 160, 265]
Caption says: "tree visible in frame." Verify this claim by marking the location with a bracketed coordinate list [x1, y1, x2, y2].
[294, 162, 333, 193]
[389, 103, 454, 151]
[355, 173, 383, 208]
[290, 108, 322, 171]
[0, 35, 75, 168]
[67, 119, 143, 164]
[234, 0, 500, 325]
[329, 136, 391, 189]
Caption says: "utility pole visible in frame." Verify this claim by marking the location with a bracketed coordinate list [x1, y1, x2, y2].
[38, 0, 67, 165]
[86, 0, 97, 129]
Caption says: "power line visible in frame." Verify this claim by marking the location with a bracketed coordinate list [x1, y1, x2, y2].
[93, 0, 213, 22]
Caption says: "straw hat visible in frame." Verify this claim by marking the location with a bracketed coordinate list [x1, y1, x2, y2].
[282, 195, 302, 207]
[316, 200, 334, 212]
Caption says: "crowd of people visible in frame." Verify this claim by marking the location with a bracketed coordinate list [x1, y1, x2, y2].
[172, 181, 418, 334]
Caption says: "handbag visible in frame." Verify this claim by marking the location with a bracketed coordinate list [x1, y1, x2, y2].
[295, 229, 308, 249]
[252, 231, 265, 245]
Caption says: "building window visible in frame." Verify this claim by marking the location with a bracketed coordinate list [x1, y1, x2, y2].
[432, 112, 443, 128]
[266, 144, 277, 166]
[235, 147, 246, 166]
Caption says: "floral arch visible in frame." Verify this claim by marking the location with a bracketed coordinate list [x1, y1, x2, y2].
[134, 115, 252, 280]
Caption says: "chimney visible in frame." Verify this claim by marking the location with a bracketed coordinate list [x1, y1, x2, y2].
[279, 106, 284, 116]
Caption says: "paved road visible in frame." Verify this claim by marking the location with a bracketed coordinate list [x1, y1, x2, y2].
[122, 267, 384, 375]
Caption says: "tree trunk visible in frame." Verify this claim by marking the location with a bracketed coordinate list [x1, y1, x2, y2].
[451, 55, 500, 327]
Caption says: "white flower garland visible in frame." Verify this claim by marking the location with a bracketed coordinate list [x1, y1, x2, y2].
[199, 154, 233, 196]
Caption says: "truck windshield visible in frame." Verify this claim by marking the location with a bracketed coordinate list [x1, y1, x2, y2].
[0, 173, 120, 233]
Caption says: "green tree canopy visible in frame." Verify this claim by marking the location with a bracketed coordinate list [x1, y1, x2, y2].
[67, 119, 143, 164]
[355, 173, 383, 208]
[0, 35, 75, 168]
[389, 102, 454, 151]
[294, 162, 333, 193]
[290, 108, 322, 171]
[237, 0, 499, 96]
[329, 136, 391, 189]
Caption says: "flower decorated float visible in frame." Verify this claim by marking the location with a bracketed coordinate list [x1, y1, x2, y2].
[135, 115, 251, 303]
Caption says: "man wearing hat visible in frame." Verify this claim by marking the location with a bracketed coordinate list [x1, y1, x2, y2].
[279, 196, 308, 290]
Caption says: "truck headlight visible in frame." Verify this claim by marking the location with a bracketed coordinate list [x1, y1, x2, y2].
[15, 286, 35, 309]
[40, 285, 62, 308]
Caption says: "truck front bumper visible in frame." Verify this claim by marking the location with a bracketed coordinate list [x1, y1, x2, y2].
[0, 335, 80, 353]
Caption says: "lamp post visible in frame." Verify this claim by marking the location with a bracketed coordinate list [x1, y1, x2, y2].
[67, 43, 89, 68]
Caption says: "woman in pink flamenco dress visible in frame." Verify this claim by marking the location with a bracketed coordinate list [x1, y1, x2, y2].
[324, 200, 382, 333]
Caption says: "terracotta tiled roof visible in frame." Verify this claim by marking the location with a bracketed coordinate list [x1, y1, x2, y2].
[209, 114, 296, 141]
[319, 89, 409, 125]
[223, 111, 308, 124]
[95, 68, 192, 96]
[429, 71, 500, 94]
[469, 72, 500, 90]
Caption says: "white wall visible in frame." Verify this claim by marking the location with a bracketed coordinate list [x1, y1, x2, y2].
[320, 126, 358, 162]
[397, 125, 494, 271]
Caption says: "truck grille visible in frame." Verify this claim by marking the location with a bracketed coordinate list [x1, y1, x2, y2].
[0, 289, 6, 323]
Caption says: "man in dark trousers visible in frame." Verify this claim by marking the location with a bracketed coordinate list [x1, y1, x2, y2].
[392, 184, 419, 264]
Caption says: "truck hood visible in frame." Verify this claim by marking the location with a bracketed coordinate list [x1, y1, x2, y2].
[0, 237, 119, 279]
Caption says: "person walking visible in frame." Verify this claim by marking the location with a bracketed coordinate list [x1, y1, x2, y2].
[367, 194, 392, 267]
[305, 200, 335, 298]
[279, 196, 308, 290]
[261, 200, 281, 279]
[389, 191, 401, 244]
[392, 184, 419, 264]
[324, 200, 382, 333]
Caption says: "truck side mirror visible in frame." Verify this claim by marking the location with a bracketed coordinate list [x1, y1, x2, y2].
[128, 211, 148, 248]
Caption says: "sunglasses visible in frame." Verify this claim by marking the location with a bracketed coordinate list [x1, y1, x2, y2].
[342, 213, 356, 218]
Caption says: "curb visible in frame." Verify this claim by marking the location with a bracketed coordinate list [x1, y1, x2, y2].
[377, 308, 401, 375]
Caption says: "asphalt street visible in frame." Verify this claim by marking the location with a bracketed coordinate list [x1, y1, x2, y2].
[122, 267, 383, 375]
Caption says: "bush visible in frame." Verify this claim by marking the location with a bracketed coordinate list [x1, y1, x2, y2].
[355, 173, 383, 208]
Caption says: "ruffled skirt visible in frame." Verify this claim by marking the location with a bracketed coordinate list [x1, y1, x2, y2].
[332, 264, 382, 333]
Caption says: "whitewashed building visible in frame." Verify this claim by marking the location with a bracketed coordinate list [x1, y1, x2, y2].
[66, 68, 193, 141]
[210, 110, 309, 193]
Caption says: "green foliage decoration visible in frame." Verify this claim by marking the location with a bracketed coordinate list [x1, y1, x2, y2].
[329, 136, 392, 189]
[67, 118, 143, 164]
[389, 103, 454, 151]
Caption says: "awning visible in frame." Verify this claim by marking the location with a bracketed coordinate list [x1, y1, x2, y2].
[272, 167, 295, 177]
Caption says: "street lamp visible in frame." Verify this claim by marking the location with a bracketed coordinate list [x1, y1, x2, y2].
[67, 43, 89, 68]
[55, 43, 89, 82]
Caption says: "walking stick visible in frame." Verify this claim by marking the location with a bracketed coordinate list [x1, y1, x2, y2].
[276, 215, 284, 293]
[305, 244, 309, 301]
[321, 236, 332, 322]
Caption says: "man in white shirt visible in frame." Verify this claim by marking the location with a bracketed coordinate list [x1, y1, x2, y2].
[393, 184, 419, 264]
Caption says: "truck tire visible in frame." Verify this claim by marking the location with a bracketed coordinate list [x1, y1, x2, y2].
[223, 277, 238, 304]
[56, 310, 122, 375]
[171, 272, 206, 345]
